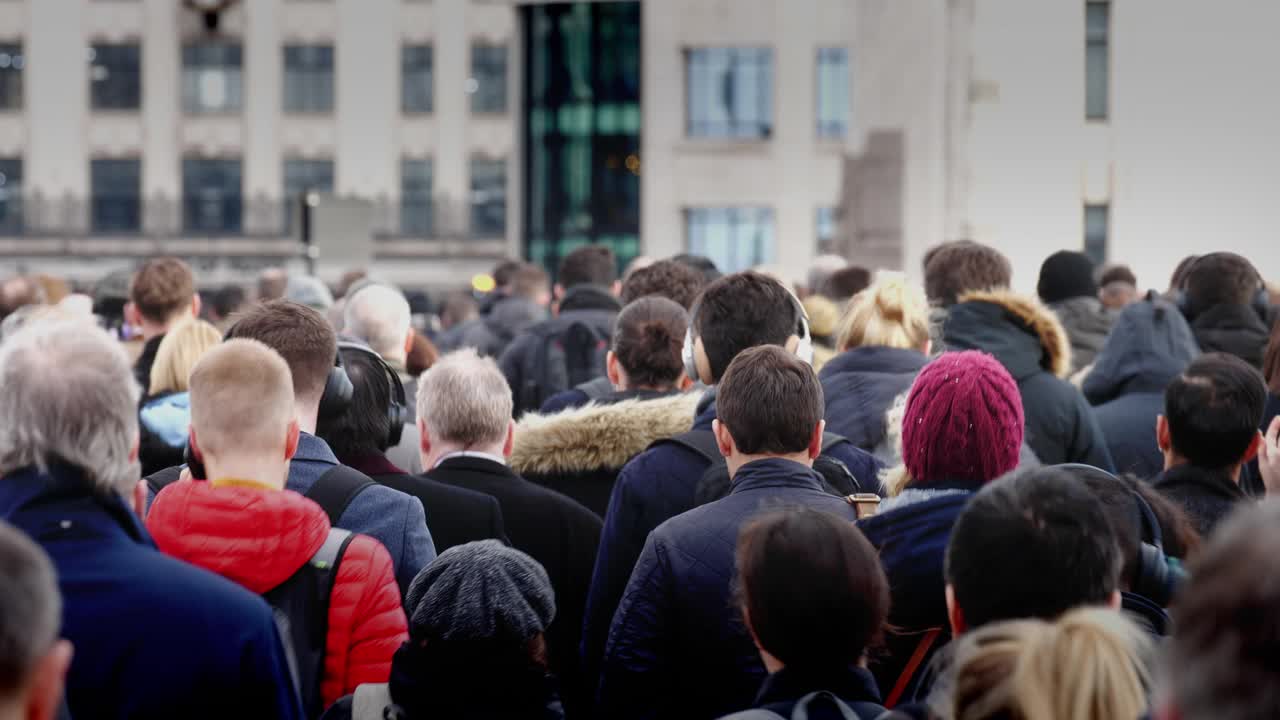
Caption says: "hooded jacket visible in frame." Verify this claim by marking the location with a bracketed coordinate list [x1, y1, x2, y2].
[1082, 299, 1200, 478]
[147, 480, 409, 709]
[1189, 303, 1271, 369]
[511, 391, 702, 517]
[597, 459, 861, 720]
[1048, 296, 1117, 373]
[942, 290, 1113, 470]
[819, 346, 929, 462]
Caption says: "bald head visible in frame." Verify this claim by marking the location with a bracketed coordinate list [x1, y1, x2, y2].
[189, 339, 297, 465]
[343, 284, 412, 366]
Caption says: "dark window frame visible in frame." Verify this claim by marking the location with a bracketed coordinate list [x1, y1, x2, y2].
[470, 43, 509, 114]
[182, 157, 243, 234]
[1085, 1, 1110, 121]
[181, 41, 244, 114]
[402, 44, 434, 114]
[283, 44, 335, 114]
[90, 157, 142, 233]
[90, 42, 142, 111]
[815, 46, 849, 139]
[685, 47, 774, 139]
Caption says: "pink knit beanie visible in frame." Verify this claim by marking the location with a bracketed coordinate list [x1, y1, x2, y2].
[901, 351, 1024, 485]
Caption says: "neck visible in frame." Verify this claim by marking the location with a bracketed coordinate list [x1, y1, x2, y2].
[295, 400, 320, 436]
[205, 456, 289, 489]
[727, 451, 813, 479]
[426, 440, 506, 469]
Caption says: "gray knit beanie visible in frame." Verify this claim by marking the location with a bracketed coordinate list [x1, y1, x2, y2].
[404, 540, 556, 643]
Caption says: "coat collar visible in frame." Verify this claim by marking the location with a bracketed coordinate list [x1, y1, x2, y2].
[729, 458, 826, 495]
[0, 464, 153, 547]
[436, 454, 520, 480]
[1154, 463, 1245, 501]
[754, 665, 882, 708]
[295, 431, 340, 465]
[344, 452, 406, 478]
[559, 285, 623, 314]
[819, 346, 929, 380]
[948, 290, 1073, 379]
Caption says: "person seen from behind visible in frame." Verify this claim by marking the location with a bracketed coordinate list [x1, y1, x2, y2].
[137, 318, 221, 476]
[1176, 251, 1272, 369]
[0, 521, 72, 720]
[126, 257, 201, 390]
[1036, 249, 1117, 373]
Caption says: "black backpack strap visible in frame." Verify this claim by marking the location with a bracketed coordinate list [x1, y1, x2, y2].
[649, 429, 722, 464]
[305, 466, 376, 527]
[145, 465, 184, 496]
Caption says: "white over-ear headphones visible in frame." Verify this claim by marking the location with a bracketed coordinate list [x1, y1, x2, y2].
[681, 286, 814, 384]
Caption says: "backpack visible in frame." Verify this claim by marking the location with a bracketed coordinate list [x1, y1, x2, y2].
[350, 683, 404, 720]
[518, 320, 610, 414]
[268, 527, 356, 718]
[722, 691, 889, 720]
[651, 430, 868, 506]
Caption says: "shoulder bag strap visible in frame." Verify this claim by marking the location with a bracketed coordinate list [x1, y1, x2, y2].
[304, 466, 376, 527]
[885, 628, 943, 708]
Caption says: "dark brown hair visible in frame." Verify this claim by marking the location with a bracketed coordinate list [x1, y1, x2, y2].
[1100, 264, 1138, 288]
[558, 245, 617, 289]
[820, 266, 873, 303]
[621, 259, 705, 310]
[1265, 317, 1280, 394]
[224, 300, 337, 402]
[491, 259, 525, 289]
[510, 263, 550, 301]
[736, 508, 889, 670]
[129, 257, 195, 323]
[924, 241, 1012, 307]
[694, 272, 802, 383]
[1183, 252, 1263, 314]
[612, 297, 688, 389]
[1076, 470, 1201, 589]
[407, 330, 439, 377]
[717, 345, 823, 455]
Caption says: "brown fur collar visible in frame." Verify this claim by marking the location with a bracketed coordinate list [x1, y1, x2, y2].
[509, 392, 702, 476]
[957, 289, 1073, 378]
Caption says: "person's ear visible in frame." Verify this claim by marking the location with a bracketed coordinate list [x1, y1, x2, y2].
[1108, 589, 1123, 610]
[132, 480, 148, 518]
[27, 639, 73, 720]
[1156, 415, 1172, 453]
[784, 335, 801, 355]
[418, 418, 431, 456]
[678, 373, 694, 391]
[606, 351, 622, 388]
[129, 431, 140, 464]
[190, 293, 202, 319]
[712, 419, 734, 459]
[693, 335, 713, 386]
[503, 419, 516, 458]
[610, 279, 622, 297]
[922, 339, 933, 356]
[807, 419, 825, 460]
[1244, 430, 1265, 464]
[553, 283, 566, 301]
[404, 330, 416, 359]
[188, 428, 204, 464]
[124, 302, 141, 329]
[284, 419, 301, 461]
[946, 585, 967, 636]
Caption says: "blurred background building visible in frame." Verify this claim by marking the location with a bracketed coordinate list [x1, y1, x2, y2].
[0, 0, 1275, 291]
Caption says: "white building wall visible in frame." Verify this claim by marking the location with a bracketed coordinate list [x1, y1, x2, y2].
[26, 0, 88, 216]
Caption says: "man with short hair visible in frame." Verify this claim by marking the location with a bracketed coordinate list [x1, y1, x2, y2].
[126, 257, 200, 391]
[1099, 264, 1139, 310]
[945, 465, 1123, 635]
[220, 300, 436, 592]
[0, 319, 302, 720]
[438, 262, 549, 359]
[1163, 501, 1280, 720]
[619, 258, 706, 310]
[819, 265, 873, 304]
[500, 246, 623, 415]
[1179, 251, 1272, 368]
[597, 346, 862, 719]
[0, 521, 71, 720]
[923, 240, 1013, 308]
[1154, 353, 1266, 535]
[419, 349, 602, 716]
[316, 344, 507, 553]
[581, 272, 883, 704]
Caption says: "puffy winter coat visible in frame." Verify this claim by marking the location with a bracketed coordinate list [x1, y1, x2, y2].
[819, 346, 928, 462]
[597, 459, 860, 720]
[147, 479, 409, 710]
[1048, 296, 1117, 373]
[942, 290, 1113, 470]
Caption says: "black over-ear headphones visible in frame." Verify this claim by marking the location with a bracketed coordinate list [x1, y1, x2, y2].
[682, 283, 813, 382]
[1173, 252, 1270, 322]
[318, 349, 354, 420]
[336, 341, 407, 448]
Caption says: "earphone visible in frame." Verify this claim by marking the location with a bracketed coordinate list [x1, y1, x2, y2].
[1172, 252, 1270, 322]
[336, 341, 408, 448]
[682, 284, 813, 383]
[318, 349, 354, 420]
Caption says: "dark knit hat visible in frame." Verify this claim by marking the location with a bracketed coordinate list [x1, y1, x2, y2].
[1037, 250, 1098, 304]
[403, 540, 556, 644]
[902, 351, 1024, 485]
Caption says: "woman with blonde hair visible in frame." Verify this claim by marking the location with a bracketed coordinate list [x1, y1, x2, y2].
[139, 319, 222, 475]
[819, 272, 931, 461]
[939, 607, 1151, 720]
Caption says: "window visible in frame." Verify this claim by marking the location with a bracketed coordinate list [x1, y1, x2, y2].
[182, 158, 242, 233]
[282, 158, 333, 231]
[816, 48, 849, 138]
[182, 42, 242, 113]
[90, 43, 141, 110]
[470, 44, 508, 113]
[0, 44, 24, 111]
[402, 45, 433, 113]
[399, 159, 433, 236]
[1084, 203, 1109, 264]
[1086, 1, 1110, 121]
[816, 206, 836, 252]
[470, 157, 506, 236]
[91, 159, 141, 233]
[686, 48, 773, 139]
[686, 207, 775, 273]
[0, 158, 21, 233]
[284, 45, 334, 113]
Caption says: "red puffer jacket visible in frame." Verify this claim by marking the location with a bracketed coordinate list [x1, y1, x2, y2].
[146, 479, 408, 709]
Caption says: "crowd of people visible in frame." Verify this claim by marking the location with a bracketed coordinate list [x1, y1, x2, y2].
[0, 241, 1279, 720]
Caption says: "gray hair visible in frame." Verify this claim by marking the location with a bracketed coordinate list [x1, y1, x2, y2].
[0, 520, 60, 697]
[416, 348, 512, 446]
[344, 284, 411, 364]
[0, 319, 140, 496]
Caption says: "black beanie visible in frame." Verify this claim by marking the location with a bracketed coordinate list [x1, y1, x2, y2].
[1037, 251, 1098, 304]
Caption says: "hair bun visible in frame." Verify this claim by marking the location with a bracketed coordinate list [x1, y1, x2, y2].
[874, 276, 908, 324]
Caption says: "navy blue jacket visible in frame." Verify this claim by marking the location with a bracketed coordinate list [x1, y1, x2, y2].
[857, 485, 978, 703]
[582, 394, 883, 702]
[1082, 299, 1200, 479]
[597, 458, 861, 720]
[0, 464, 304, 720]
[719, 666, 885, 720]
[820, 346, 928, 459]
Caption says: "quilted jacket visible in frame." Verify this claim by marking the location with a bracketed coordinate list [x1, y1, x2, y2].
[147, 479, 408, 709]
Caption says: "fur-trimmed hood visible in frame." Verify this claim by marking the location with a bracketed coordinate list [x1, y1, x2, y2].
[510, 391, 702, 476]
[945, 289, 1073, 380]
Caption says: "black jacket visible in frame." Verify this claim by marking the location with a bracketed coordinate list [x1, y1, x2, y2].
[820, 346, 928, 461]
[719, 666, 885, 720]
[344, 453, 508, 553]
[438, 295, 548, 358]
[942, 290, 1113, 470]
[1082, 298, 1200, 478]
[1189, 303, 1271, 370]
[133, 334, 164, 393]
[424, 456, 602, 718]
[1154, 464, 1248, 537]
[499, 285, 622, 417]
